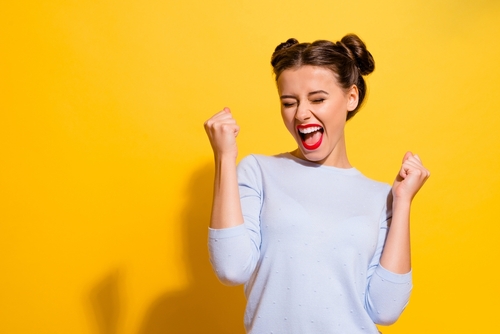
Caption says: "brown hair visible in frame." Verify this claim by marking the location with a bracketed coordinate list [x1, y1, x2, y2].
[270, 34, 375, 120]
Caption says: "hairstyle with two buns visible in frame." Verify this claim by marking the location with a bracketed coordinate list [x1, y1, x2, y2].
[271, 34, 375, 120]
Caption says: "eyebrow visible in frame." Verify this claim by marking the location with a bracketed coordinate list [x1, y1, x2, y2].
[280, 90, 329, 99]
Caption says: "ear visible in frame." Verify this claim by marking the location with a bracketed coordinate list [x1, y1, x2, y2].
[346, 85, 359, 112]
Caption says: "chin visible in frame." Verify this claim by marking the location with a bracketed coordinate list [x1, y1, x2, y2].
[299, 148, 328, 163]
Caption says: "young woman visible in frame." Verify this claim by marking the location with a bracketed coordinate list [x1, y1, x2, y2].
[204, 34, 429, 333]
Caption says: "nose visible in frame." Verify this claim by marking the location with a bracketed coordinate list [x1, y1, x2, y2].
[295, 103, 312, 122]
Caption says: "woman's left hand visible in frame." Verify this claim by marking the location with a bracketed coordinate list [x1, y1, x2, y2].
[392, 152, 430, 203]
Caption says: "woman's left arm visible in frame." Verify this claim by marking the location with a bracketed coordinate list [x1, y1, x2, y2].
[379, 152, 430, 274]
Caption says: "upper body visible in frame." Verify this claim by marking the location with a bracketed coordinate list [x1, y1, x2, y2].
[209, 153, 412, 333]
[203, 34, 430, 333]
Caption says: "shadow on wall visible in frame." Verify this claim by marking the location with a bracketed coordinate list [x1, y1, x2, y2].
[86, 163, 246, 333]
[89, 269, 122, 334]
[136, 163, 247, 334]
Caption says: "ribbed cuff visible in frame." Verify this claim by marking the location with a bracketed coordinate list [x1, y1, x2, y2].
[375, 264, 412, 284]
[208, 224, 247, 239]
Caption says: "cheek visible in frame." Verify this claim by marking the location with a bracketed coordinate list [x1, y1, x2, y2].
[281, 109, 296, 133]
[325, 103, 348, 125]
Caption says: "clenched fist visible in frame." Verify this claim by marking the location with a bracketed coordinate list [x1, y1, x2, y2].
[204, 107, 240, 160]
[392, 152, 430, 203]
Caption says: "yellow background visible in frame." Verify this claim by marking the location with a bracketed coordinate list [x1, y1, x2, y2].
[1, 0, 499, 333]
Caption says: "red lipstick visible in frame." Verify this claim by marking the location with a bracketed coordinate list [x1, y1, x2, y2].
[297, 124, 323, 150]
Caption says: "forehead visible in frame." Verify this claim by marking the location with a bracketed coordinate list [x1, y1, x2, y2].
[277, 65, 340, 93]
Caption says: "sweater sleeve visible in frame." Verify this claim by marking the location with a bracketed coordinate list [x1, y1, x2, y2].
[364, 197, 413, 325]
[208, 155, 263, 286]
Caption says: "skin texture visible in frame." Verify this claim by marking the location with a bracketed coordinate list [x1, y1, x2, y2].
[382, 151, 430, 273]
[204, 107, 243, 230]
[277, 66, 357, 168]
[204, 64, 430, 274]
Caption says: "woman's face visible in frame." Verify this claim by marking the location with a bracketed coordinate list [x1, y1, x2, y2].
[277, 65, 359, 167]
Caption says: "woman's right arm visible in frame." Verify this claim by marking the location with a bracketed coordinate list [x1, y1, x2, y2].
[205, 108, 260, 285]
[204, 107, 244, 229]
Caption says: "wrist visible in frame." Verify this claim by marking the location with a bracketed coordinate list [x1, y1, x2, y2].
[392, 196, 412, 211]
[214, 151, 238, 163]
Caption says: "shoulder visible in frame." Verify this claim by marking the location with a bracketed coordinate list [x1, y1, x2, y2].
[236, 154, 286, 192]
[349, 171, 393, 220]
[354, 171, 392, 198]
[238, 153, 290, 170]
[237, 154, 294, 186]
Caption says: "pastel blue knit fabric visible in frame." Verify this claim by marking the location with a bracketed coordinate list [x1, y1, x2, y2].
[209, 153, 412, 334]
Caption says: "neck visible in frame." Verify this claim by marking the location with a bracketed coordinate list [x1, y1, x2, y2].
[292, 135, 352, 168]
[291, 150, 352, 168]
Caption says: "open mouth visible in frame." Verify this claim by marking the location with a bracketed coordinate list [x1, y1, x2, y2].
[297, 124, 324, 150]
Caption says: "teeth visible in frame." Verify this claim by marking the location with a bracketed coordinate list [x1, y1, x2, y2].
[298, 126, 322, 134]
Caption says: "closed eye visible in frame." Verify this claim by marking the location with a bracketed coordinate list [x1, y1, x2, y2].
[312, 99, 325, 103]
[282, 102, 297, 108]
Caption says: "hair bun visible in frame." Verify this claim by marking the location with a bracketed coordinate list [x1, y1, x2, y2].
[340, 34, 375, 75]
[274, 38, 299, 53]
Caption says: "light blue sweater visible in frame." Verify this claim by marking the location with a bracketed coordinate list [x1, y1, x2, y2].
[209, 153, 412, 333]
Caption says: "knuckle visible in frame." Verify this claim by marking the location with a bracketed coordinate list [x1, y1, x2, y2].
[220, 124, 232, 132]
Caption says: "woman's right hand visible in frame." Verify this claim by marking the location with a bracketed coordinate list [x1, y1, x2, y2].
[205, 108, 244, 230]
[204, 107, 239, 160]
